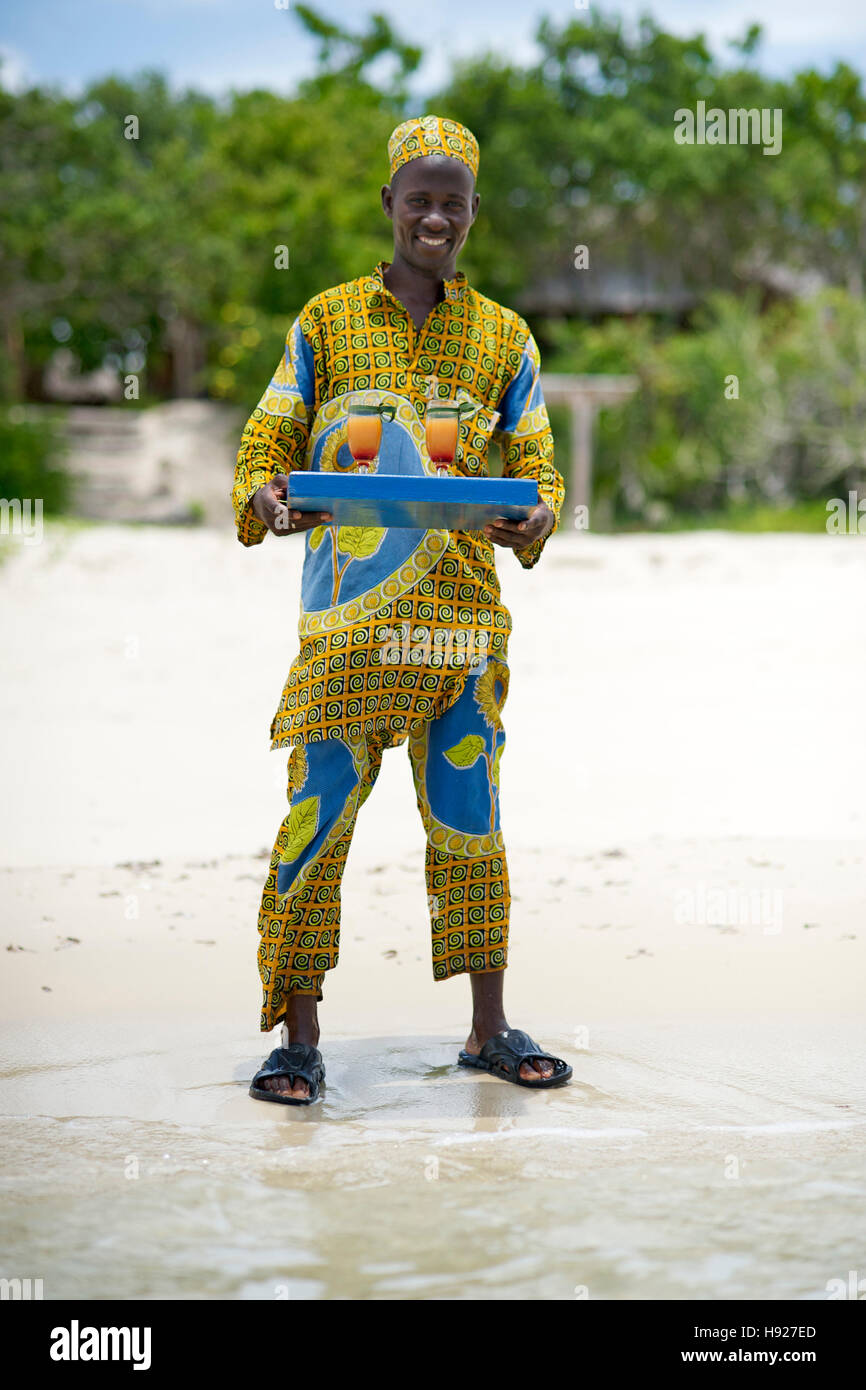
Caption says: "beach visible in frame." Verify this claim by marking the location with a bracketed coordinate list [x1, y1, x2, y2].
[1, 522, 864, 1300]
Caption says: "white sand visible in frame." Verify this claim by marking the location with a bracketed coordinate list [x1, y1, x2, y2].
[1, 522, 864, 1300]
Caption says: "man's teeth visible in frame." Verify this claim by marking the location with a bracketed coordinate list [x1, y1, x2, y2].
[418, 235, 447, 245]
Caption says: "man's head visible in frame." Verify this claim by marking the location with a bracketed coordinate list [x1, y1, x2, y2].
[381, 115, 480, 276]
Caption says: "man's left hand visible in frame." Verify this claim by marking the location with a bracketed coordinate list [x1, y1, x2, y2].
[483, 502, 554, 551]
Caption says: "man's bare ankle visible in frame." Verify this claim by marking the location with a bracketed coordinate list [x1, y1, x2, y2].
[469, 1016, 508, 1047]
[281, 1019, 320, 1049]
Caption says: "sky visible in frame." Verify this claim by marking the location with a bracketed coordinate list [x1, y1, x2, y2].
[2, 0, 866, 97]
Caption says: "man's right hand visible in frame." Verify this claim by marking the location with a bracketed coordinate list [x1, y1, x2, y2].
[251, 473, 333, 537]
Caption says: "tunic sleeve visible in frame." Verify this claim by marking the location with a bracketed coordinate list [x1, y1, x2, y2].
[494, 328, 564, 570]
[232, 317, 318, 546]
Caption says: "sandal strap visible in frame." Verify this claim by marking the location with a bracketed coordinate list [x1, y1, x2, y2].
[252, 1044, 322, 1087]
[479, 1029, 565, 1075]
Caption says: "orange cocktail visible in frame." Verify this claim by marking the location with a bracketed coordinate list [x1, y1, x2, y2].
[426, 412, 460, 466]
[347, 411, 382, 463]
[347, 399, 395, 472]
[426, 403, 472, 473]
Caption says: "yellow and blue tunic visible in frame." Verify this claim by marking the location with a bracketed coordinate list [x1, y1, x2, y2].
[233, 260, 563, 1030]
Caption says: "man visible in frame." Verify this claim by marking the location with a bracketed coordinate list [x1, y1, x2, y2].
[233, 115, 572, 1103]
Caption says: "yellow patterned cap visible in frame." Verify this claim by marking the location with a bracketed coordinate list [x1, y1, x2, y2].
[388, 115, 479, 179]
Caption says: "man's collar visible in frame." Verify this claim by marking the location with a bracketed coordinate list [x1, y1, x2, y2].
[368, 259, 468, 303]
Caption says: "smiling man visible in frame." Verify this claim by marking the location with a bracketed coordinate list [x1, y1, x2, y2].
[233, 114, 571, 1103]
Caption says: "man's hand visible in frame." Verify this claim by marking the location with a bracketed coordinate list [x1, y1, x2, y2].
[251, 474, 332, 537]
[483, 502, 554, 551]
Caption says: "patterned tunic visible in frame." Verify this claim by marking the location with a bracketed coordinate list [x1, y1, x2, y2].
[232, 260, 564, 753]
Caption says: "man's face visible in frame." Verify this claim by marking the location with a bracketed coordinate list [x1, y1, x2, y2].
[382, 155, 479, 274]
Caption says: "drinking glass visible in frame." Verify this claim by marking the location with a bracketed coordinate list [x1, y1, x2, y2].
[425, 402, 473, 474]
[347, 398, 395, 473]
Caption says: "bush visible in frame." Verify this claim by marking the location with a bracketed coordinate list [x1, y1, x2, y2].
[0, 407, 72, 513]
[543, 289, 866, 523]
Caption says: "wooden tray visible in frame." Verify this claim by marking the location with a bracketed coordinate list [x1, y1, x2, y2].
[287, 472, 538, 529]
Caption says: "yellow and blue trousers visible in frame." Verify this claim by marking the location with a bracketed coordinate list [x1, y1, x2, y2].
[257, 658, 511, 1031]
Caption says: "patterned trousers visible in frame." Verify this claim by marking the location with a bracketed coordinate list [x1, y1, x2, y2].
[256, 659, 511, 1031]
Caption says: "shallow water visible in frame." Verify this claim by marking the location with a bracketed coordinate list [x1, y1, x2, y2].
[2, 1018, 864, 1300]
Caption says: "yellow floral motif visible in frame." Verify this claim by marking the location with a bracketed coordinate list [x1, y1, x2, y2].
[319, 423, 356, 473]
[279, 795, 319, 864]
[298, 529, 448, 637]
[492, 742, 504, 788]
[443, 733, 485, 768]
[337, 526, 385, 561]
[442, 729, 499, 836]
[288, 744, 308, 797]
[328, 526, 386, 604]
[474, 659, 509, 728]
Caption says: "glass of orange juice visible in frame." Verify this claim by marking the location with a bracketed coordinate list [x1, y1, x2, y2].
[347, 398, 395, 472]
[426, 402, 473, 474]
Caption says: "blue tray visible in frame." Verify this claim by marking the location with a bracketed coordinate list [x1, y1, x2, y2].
[287, 472, 538, 530]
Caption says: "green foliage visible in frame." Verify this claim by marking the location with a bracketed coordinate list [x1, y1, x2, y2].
[293, 4, 422, 94]
[546, 289, 866, 521]
[0, 407, 71, 512]
[0, 9, 409, 403]
[4, 4, 866, 409]
[434, 9, 862, 301]
[648, 500, 833, 533]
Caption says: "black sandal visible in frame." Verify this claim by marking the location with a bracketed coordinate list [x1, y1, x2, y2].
[249, 1044, 325, 1106]
[457, 1029, 572, 1088]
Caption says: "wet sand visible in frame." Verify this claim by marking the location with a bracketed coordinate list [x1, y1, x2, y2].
[1, 524, 865, 1299]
